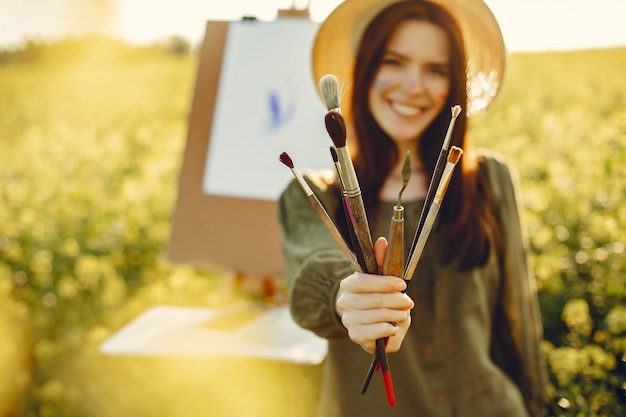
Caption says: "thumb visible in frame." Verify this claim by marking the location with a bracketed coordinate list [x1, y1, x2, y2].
[374, 237, 388, 274]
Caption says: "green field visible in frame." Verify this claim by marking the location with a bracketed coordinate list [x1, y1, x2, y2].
[1, 40, 625, 416]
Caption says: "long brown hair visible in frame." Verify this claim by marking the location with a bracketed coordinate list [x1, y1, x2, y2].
[349, 0, 501, 270]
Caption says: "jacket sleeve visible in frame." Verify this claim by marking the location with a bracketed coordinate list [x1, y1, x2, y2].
[484, 154, 548, 417]
[277, 173, 354, 339]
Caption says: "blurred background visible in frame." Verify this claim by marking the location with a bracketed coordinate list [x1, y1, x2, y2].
[1, 0, 625, 416]
[2, 0, 626, 51]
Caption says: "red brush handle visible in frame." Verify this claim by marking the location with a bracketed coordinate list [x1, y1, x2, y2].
[382, 370, 396, 406]
[375, 339, 396, 406]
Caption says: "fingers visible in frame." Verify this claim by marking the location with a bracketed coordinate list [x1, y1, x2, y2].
[344, 308, 413, 354]
[337, 288, 413, 311]
[334, 271, 407, 321]
[337, 281, 414, 354]
[374, 236, 388, 273]
[347, 323, 399, 354]
[336, 273, 412, 321]
[335, 248, 414, 354]
[340, 272, 406, 294]
[385, 310, 412, 353]
[341, 305, 412, 334]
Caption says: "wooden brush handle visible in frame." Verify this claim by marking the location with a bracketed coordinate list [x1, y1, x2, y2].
[383, 206, 404, 277]
[345, 193, 377, 274]
[308, 194, 363, 273]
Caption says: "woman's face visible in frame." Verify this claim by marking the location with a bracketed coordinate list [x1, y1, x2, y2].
[368, 20, 451, 147]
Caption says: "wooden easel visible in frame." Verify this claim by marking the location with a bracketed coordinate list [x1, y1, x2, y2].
[167, 4, 322, 303]
[278, 1, 311, 18]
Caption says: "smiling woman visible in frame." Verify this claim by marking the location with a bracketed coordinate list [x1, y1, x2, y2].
[278, 1, 548, 416]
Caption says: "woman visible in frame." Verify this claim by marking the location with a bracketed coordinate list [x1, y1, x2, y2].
[279, 0, 547, 416]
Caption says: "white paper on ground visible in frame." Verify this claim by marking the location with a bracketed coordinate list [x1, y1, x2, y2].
[99, 304, 328, 365]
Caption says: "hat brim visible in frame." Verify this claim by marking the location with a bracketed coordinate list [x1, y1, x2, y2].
[312, 0, 506, 117]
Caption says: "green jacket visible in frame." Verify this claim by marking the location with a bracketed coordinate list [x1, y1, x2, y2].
[278, 152, 548, 417]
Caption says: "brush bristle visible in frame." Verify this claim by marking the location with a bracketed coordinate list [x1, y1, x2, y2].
[329, 146, 339, 163]
[401, 151, 411, 181]
[319, 74, 340, 111]
[324, 111, 347, 148]
[448, 146, 463, 164]
[451, 105, 462, 118]
[279, 152, 294, 169]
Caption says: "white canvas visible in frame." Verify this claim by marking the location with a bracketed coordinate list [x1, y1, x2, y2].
[203, 19, 332, 201]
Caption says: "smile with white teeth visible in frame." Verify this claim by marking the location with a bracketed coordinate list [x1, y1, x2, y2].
[390, 101, 422, 116]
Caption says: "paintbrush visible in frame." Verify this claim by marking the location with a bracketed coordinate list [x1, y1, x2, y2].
[406, 105, 462, 274]
[320, 74, 368, 270]
[384, 151, 411, 277]
[324, 110, 378, 274]
[325, 112, 394, 401]
[279, 152, 363, 273]
[361, 151, 411, 399]
[330, 146, 367, 270]
[403, 146, 463, 282]
[320, 74, 393, 404]
[320, 74, 374, 271]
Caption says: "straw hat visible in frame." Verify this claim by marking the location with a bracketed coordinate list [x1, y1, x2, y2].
[312, 0, 506, 117]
